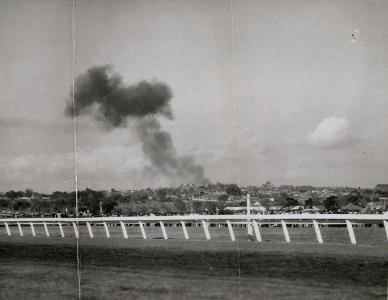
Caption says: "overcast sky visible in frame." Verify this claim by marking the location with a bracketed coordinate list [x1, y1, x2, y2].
[1, 0, 388, 192]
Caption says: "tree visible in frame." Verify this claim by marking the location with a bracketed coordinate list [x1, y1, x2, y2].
[30, 199, 51, 213]
[282, 197, 299, 211]
[225, 184, 242, 196]
[5, 190, 23, 199]
[347, 194, 360, 205]
[157, 188, 168, 201]
[78, 189, 105, 215]
[202, 202, 218, 214]
[24, 188, 33, 197]
[102, 197, 118, 215]
[192, 201, 202, 213]
[112, 206, 123, 216]
[0, 198, 11, 209]
[172, 199, 186, 213]
[218, 194, 228, 202]
[13, 199, 31, 211]
[323, 196, 340, 212]
[304, 198, 313, 209]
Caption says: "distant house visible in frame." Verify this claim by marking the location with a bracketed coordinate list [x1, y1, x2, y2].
[224, 205, 266, 213]
[378, 197, 388, 206]
[191, 197, 219, 203]
[362, 200, 387, 212]
[289, 205, 303, 211]
[341, 203, 363, 212]
[375, 184, 388, 192]
[302, 206, 322, 213]
[15, 197, 32, 202]
[228, 195, 243, 202]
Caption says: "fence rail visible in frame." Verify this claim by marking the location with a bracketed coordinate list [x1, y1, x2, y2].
[1, 214, 387, 245]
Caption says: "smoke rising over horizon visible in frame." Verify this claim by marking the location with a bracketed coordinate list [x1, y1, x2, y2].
[65, 65, 209, 186]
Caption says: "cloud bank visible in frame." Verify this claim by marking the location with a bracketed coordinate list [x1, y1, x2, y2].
[0, 145, 166, 191]
[308, 116, 357, 149]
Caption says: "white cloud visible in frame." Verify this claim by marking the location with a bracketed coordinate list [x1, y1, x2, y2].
[0, 152, 74, 191]
[308, 116, 357, 149]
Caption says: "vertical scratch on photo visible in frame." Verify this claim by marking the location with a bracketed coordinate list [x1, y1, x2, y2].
[230, 1, 242, 299]
[71, 0, 81, 299]
[235, 240, 242, 300]
[229, 0, 243, 185]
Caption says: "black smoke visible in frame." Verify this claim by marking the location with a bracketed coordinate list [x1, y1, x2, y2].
[65, 65, 209, 185]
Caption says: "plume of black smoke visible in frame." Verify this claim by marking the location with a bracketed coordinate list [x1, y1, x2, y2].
[65, 65, 209, 185]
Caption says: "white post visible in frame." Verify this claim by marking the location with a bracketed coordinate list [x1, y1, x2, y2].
[180, 221, 189, 239]
[17, 222, 23, 236]
[58, 222, 65, 238]
[120, 221, 128, 239]
[72, 222, 79, 239]
[139, 221, 147, 239]
[30, 222, 36, 237]
[384, 220, 388, 241]
[103, 222, 110, 238]
[159, 221, 168, 240]
[312, 220, 323, 244]
[252, 220, 262, 242]
[226, 220, 235, 241]
[201, 220, 211, 240]
[4, 222, 11, 236]
[247, 194, 253, 237]
[86, 222, 94, 238]
[346, 220, 356, 245]
[43, 222, 50, 237]
[281, 220, 290, 243]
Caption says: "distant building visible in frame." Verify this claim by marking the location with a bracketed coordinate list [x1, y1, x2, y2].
[375, 184, 388, 192]
[17, 197, 32, 201]
[379, 197, 388, 206]
[341, 202, 363, 212]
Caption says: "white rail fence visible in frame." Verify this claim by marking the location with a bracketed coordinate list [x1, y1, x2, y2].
[1, 214, 387, 245]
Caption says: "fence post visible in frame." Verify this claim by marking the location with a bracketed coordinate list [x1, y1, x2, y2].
[30, 222, 36, 237]
[312, 220, 323, 244]
[86, 222, 94, 238]
[247, 194, 253, 237]
[201, 220, 211, 240]
[226, 220, 235, 241]
[281, 220, 290, 242]
[180, 221, 189, 239]
[4, 222, 11, 236]
[120, 221, 128, 239]
[384, 220, 388, 241]
[252, 220, 262, 242]
[43, 222, 50, 237]
[139, 221, 147, 239]
[17, 222, 23, 236]
[103, 222, 110, 238]
[58, 222, 65, 238]
[72, 222, 79, 239]
[346, 220, 356, 245]
[159, 221, 168, 240]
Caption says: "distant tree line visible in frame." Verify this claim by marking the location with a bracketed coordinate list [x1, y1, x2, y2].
[0, 183, 380, 216]
[0, 187, 227, 216]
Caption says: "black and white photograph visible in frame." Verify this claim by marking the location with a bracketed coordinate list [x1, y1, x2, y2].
[0, 0, 387, 299]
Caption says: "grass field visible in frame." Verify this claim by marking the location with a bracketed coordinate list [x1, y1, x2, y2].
[0, 225, 387, 299]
